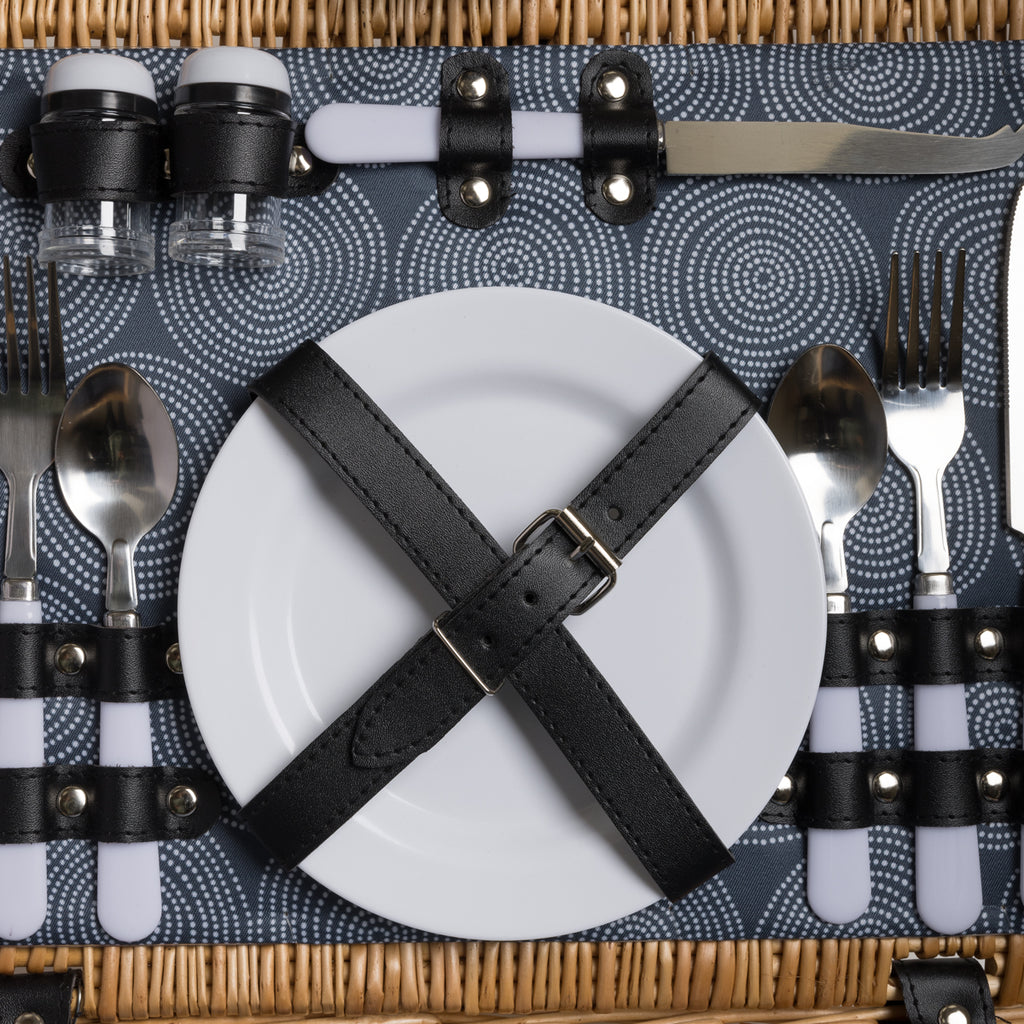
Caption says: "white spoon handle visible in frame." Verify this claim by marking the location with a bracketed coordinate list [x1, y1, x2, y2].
[0, 597, 47, 940]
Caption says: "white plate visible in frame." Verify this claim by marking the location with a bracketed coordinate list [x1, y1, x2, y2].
[178, 287, 825, 939]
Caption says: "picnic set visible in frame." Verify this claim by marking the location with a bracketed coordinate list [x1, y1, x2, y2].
[3, 7, 1024, 1024]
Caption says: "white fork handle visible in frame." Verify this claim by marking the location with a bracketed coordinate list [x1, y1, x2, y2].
[806, 686, 872, 922]
[305, 103, 584, 165]
[913, 589, 983, 933]
[97, 700, 161, 941]
[0, 597, 47, 940]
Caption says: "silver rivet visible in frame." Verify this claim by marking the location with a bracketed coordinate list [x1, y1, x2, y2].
[54, 642, 86, 676]
[980, 769, 1005, 801]
[938, 1005, 971, 1024]
[16, 1013, 44, 1024]
[867, 628, 896, 661]
[166, 642, 183, 675]
[460, 177, 492, 208]
[602, 174, 634, 205]
[57, 786, 87, 818]
[26, 153, 36, 180]
[289, 145, 314, 177]
[456, 70, 489, 101]
[597, 69, 629, 101]
[872, 770, 901, 802]
[772, 774, 794, 804]
[975, 627, 1003, 660]
[168, 785, 198, 817]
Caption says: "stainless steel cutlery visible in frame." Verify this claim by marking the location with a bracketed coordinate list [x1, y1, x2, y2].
[0, 257, 65, 941]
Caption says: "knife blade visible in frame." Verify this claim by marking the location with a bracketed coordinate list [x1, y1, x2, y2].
[1006, 185, 1024, 536]
[304, 102, 1024, 175]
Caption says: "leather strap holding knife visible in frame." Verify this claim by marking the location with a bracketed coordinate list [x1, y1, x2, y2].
[238, 340, 757, 901]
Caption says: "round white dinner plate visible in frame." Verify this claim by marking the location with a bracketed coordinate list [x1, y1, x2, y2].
[178, 287, 825, 939]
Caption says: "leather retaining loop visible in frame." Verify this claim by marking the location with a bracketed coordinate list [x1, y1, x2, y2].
[437, 52, 513, 229]
[579, 50, 659, 226]
[0, 971, 83, 1024]
[893, 956, 996, 1024]
[0, 765, 221, 845]
[0, 622, 185, 702]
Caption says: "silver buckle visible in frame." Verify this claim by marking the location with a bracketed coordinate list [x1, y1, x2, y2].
[513, 504, 620, 615]
[432, 615, 501, 695]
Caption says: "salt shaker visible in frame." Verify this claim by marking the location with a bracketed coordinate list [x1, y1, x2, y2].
[168, 49, 293, 268]
[36, 53, 158, 276]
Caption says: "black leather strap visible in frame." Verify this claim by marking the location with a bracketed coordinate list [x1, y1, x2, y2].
[821, 608, 1020, 687]
[893, 957, 996, 1024]
[0, 972, 82, 1024]
[579, 50, 659, 226]
[0, 622, 185, 702]
[239, 341, 756, 899]
[437, 53, 513, 228]
[0, 765, 220, 844]
[29, 119, 166, 204]
[760, 747, 1024, 829]
[170, 109, 295, 196]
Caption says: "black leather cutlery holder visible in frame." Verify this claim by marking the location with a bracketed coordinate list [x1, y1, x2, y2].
[761, 606, 1024, 831]
[0, 622, 220, 845]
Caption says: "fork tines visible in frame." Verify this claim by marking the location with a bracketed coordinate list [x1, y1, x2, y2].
[883, 249, 965, 392]
[1, 256, 65, 397]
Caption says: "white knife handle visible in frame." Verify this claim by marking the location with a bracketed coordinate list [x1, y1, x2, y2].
[913, 589, 983, 933]
[806, 686, 871, 922]
[97, 700, 161, 941]
[0, 597, 48, 940]
[305, 103, 585, 165]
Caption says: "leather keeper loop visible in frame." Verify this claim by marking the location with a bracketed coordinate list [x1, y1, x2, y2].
[29, 119, 166, 204]
[0, 971, 83, 1024]
[170, 109, 295, 196]
[437, 53, 512, 229]
[821, 606, 1021, 687]
[893, 957, 997, 1024]
[579, 50, 659, 226]
[0, 765, 221, 844]
[0, 622, 185, 701]
[761, 747, 1024, 829]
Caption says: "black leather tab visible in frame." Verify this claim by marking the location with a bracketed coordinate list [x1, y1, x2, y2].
[170, 109, 295, 197]
[893, 957, 996, 1024]
[760, 747, 1024, 829]
[579, 50, 659, 226]
[0, 126, 37, 199]
[437, 53, 512, 228]
[0, 972, 82, 1024]
[241, 341, 756, 899]
[0, 765, 221, 844]
[820, 607, 1021, 688]
[0, 622, 185, 702]
[30, 119, 166, 204]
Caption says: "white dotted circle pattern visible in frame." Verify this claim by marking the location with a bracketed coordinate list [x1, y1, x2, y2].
[2, 44, 1024, 946]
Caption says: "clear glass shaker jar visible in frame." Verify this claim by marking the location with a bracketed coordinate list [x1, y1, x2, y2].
[168, 49, 292, 269]
[36, 53, 157, 276]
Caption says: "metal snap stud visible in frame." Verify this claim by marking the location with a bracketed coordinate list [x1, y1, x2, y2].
[975, 627, 1003, 660]
[15, 1012, 45, 1024]
[872, 770, 901, 802]
[867, 629, 896, 661]
[597, 69, 629, 101]
[938, 1005, 971, 1024]
[460, 177, 492, 208]
[980, 768, 1005, 801]
[26, 153, 36, 180]
[166, 642, 183, 675]
[54, 642, 86, 676]
[602, 174, 634, 206]
[57, 786, 87, 818]
[772, 774, 794, 804]
[288, 145, 314, 177]
[168, 785, 198, 817]
[456, 69, 489, 101]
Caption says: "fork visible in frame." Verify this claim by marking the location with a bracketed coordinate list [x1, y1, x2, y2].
[0, 257, 66, 940]
[880, 249, 982, 934]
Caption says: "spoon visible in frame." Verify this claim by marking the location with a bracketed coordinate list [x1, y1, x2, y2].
[767, 343, 887, 924]
[55, 363, 178, 942]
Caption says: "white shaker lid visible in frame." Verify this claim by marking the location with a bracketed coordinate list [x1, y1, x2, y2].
[43, 53, 157, 102]
[177, 48, 290, 96]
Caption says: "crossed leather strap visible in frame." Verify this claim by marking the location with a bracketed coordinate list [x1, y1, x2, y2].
[238, 340, 758, 901]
